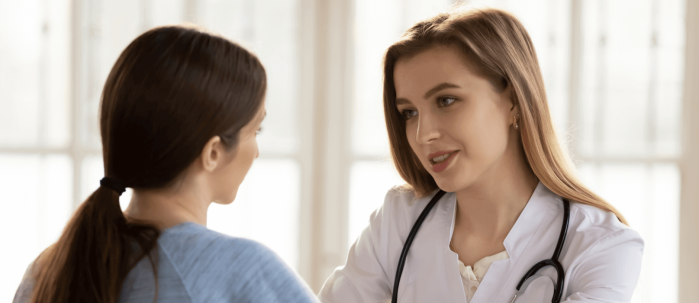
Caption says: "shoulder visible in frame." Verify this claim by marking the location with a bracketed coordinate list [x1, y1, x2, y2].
[12, 260, 37, 303]
[381, 185, 418, 211]
[367, 186, 453, 247]
[157, 223, 316, 302]
[566, 202, 644, 263]
[570, 202, 643, 243]
[560, 203, 644, 299]
[158, 223, 280, 272]
[379, 186, 447, 221]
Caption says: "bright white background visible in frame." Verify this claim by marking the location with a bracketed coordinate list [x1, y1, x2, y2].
[0, 0, 694, 302]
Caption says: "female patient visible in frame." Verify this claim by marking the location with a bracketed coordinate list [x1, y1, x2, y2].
[13, 26, 317, 303]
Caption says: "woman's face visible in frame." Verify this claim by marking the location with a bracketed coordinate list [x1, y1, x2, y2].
[394, 45, 517, 192]
[212, 102, 266, 204]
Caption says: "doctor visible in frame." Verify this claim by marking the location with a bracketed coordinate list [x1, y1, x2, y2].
[319, 8, 643, 303]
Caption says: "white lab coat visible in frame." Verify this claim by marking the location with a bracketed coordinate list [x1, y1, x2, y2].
[318, 183, 643, 303]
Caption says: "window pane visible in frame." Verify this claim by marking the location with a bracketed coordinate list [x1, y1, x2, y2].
[347, 161, 405, 246]
[578, 0, 685, 158]
[653, 0, 685, 157]
[150, 0, 185, 26]
[198, 0, 300, 155]
[208, 159, 301, 269]
[0, 0, 71, 148]
[0, 154, 72, 302]
[578, 162, 679, 303]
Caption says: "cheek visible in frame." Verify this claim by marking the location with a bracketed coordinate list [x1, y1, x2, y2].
[227, 137, 257, 178]
[405, 122, 421, 157]
[239, 137, 257, 166]
[453, 107, 508, 158]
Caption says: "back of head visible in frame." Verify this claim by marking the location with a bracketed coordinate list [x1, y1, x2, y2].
[30, 25, 266, 303]
[383, 8, 627, 224]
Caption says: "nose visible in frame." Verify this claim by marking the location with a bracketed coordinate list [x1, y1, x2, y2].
[415, 111, 440, 145]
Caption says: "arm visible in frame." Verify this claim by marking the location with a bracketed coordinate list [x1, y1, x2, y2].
[563, 229, 644, 303]
[318, 191, 399, 303]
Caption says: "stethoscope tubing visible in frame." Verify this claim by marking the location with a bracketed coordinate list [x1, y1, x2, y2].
[391, 190, 446, 303]
[514, 199, 570, 303]
[391, 190, 571, 303]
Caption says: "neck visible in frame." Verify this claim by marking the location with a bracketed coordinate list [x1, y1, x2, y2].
[454, 145, 539, 241]
[124, 176, 212, 230]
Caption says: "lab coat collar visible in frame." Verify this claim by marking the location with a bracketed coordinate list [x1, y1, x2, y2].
[503, 182, 560, 259]
[440, 191, 467, 302]
[444, 182, 560, 259]
[443, 182, 561, 303]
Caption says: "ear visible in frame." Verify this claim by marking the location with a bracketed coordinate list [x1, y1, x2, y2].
[503, 84, 517, 112]
[200, 136, 224, 173]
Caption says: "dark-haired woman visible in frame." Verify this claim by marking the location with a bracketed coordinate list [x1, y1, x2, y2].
[13, 26, 318, 303]
[319, 8, 642, 303]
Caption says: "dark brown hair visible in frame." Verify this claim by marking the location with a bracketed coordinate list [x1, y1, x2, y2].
[383, 8, 627, 224]
[29, 25, 266, 303]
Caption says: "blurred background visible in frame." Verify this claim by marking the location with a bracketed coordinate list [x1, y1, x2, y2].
[1, 0, 697, 302]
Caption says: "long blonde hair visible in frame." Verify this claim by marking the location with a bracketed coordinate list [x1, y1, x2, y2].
[383, 8, 628, 225]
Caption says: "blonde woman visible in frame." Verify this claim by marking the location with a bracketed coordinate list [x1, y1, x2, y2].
[319, 8, 643, 303]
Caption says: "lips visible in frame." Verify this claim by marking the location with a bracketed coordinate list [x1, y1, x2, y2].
[429, 150, 459, 173]
[427, 150, 456, 161]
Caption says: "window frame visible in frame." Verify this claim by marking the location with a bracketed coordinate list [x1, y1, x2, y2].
[1, 0, 696, 300]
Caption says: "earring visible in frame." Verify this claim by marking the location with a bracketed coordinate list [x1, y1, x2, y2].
[513, 114, 519, 130]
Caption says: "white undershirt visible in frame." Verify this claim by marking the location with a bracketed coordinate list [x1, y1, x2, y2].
[455, 250, 509, 302]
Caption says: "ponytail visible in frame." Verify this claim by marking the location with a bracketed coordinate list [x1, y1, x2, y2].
[30, 186, 159, 303]
[27, 25, 266, 303]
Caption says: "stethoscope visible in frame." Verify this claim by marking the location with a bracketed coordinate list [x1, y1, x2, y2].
[392, 190, 571, 303]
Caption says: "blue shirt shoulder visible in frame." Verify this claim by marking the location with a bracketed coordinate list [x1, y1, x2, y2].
[13, 222, 318, 303]
[119, 222, 318, 303]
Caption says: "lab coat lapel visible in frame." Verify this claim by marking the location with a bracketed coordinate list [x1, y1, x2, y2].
[470, 183, 558, 303]
[441, 193, 468, 303]
[400, 191, 467, 302]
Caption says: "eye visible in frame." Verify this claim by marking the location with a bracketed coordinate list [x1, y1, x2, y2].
[400, 109, 418, 120]
[437, 96, 457, 107]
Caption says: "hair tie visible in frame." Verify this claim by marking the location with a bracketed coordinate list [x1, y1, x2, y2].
[100, 177, 126, 196]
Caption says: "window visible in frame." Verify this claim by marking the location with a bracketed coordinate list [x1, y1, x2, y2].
[0, 0, 694, 302]
[0, 0, 74, 300]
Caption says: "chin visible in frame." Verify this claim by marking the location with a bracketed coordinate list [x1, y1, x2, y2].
[432, 171, 477, 193]
[434, 179, 461, 193]
[214, 192, 238, 205]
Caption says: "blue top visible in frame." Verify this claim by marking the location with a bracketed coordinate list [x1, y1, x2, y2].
[13, 222, 319, 303]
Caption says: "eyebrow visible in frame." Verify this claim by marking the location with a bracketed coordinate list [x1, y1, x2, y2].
[423, 82, 460, 99]
[395, 82, 461, 106]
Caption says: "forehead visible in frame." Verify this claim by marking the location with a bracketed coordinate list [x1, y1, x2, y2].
[393, 45, 480, 98]
[246, 102, 266, 126]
